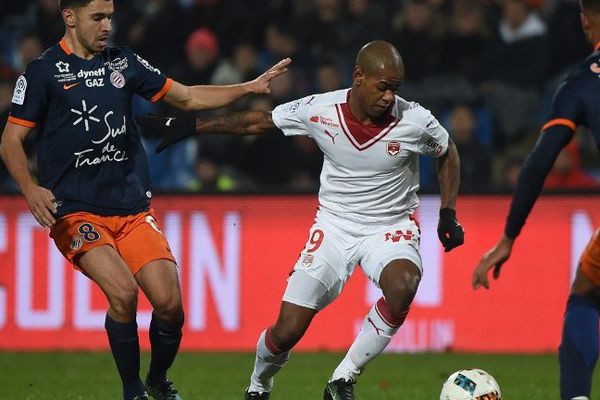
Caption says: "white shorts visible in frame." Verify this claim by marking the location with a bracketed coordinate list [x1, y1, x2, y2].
[282, 210, 422, 310]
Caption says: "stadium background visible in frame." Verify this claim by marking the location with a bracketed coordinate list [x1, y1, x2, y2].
[0, 0, 599, 397]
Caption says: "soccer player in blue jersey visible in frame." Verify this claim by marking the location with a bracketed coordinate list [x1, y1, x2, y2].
[473, 1, 600, 399]
[0, 1, 290, 399]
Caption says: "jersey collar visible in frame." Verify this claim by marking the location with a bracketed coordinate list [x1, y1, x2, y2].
[59, 38, 73, 55]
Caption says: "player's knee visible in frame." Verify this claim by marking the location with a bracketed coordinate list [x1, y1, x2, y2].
[271, 317, 310, 351]
[108, 286, 138, 318]
[383, 272, 421, 315]
[154, 298, 184, 323]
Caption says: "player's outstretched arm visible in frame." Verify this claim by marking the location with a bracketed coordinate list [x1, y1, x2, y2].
[0, 122, 57, 227]
[472, 235, 514, 289]
[163, 58, 291, 111]
[136, 110, 279, 153]
[436, 138, 464, 252]
[472, 124, 573, 290]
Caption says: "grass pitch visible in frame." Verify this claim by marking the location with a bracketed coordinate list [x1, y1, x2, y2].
[1, 351, 594, 399]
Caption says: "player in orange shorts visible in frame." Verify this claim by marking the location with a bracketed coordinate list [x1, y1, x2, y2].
[473, 1, 600, 398]
[0, 1, 290, 399]
[580, 230, 600, 286]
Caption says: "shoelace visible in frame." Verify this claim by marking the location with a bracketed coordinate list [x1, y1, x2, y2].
[334, 380, 354, 399]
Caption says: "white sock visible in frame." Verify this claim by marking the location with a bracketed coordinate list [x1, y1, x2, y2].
[248, 329, 290, 393]
[330, 298, 406, 383]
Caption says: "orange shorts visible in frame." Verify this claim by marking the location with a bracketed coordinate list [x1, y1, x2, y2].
[50, 210, 175, 275]
[579, 229, 600, 285]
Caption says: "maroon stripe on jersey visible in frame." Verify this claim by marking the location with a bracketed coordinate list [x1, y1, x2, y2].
[335, 103, 399, 151]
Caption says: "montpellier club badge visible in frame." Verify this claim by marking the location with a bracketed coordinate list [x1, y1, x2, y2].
[110, 71, 125, 88]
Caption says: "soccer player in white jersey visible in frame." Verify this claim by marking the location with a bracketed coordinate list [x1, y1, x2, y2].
[139, 41, 464, 400]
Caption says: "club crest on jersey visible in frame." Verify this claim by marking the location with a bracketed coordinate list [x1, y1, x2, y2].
[387, 141, 401, 157]
[301, 254, 314, 268]
[110, 71, 126, 88]
[55, 61, 70, 73]
[70, 235, 83, 251]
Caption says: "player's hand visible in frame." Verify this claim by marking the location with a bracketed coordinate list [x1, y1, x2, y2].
[136, 114, 197, 153]
[437, 207, 464, 252]
[245, 58, 291, 94]
[472, 235, 514, 290]
[22, 183, 57, 228]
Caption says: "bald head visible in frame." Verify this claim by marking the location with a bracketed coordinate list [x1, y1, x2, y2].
[356, 41, 404, 76]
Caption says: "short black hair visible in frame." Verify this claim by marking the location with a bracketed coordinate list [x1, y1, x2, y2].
[58, 0, 96, 11]
[581, 0, 600, 13]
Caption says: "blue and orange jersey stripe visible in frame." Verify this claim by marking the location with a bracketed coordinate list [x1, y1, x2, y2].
[150, 78, 173, 102]
[8, 115, 37, 128]
[541, 118, 576, 132]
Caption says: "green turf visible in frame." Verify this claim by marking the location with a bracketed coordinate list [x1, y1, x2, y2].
[0, 351, 596, 399]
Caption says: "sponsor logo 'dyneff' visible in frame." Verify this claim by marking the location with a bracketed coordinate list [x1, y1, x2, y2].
[77, 67, 106, 79]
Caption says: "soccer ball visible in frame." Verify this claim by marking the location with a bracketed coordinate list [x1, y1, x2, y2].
[440, 368, 502, 400]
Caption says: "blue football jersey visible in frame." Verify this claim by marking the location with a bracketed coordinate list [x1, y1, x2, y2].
[9, 39, 172, 217]
[542, 42, 600, 140]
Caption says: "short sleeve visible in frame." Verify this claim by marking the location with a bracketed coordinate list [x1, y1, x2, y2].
[414, 108, 449, 158]
[271, 96, 314, 137]
[8, 60, 48, 128]
[541, 79, 580, 131]
[127, 50, 172, 102]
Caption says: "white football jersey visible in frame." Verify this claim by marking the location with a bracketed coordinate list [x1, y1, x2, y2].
[272, 89, 449, 224]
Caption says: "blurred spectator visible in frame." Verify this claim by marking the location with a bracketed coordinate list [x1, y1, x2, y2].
[389, 0, 443, 82]
[15, 31, 43, 72]
[502, 153, 525, 190]
[170, 28, 220, 86]
[338, 0, 387, 66]
[447, 105, 492, 191]
[480, 0, 551, 143]
[313, 57, 346, 93]
[115, 0, 186, 70]
[211, 43, 260, 86]
[443, 0, 490, 84]
[26, 0, 63, 49]
[295, 0, 345, 60]
[546, 0, 589, 77]
[544, 142, 600, 190]
[0, 77, 15, 190]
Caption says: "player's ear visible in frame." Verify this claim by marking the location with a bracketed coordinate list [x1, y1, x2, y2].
[353, 65, 364, 86]
[62, 8, 76, 29]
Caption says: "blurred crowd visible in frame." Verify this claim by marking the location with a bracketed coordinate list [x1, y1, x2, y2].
[1, 0, 599, 193]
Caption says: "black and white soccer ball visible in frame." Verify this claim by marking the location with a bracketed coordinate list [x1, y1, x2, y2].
[440, 368, 502, 400]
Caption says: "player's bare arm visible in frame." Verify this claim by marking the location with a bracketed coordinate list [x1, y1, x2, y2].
[435, 138, 464, 252]
[0, 122, 57, 227]
[137, 111, 278, 153]
[472, 124, 572, 289]
[436, 138, 460, 210]
[163, 58, 291, 111]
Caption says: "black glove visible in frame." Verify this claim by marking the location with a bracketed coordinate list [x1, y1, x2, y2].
[437, 207, 464, 252]
[136, 114, 196, 153]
